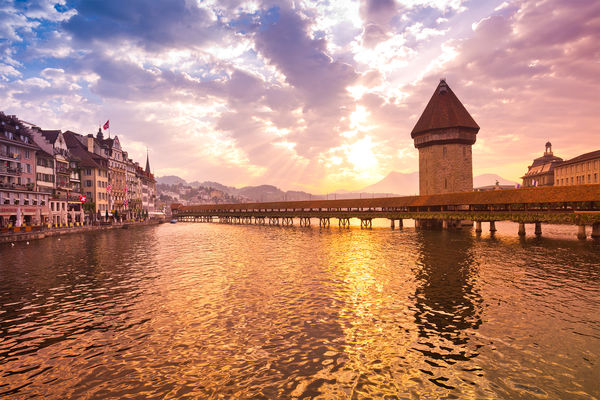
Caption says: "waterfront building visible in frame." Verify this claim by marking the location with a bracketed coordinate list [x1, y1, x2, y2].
[63, 131, 109, 221]
[30, 128, 85, 226]
[0, 112, 50, 227]
[124, 155, 141, 219]
[521, 142, 563, 187]
[35, 149, 55, 195]
[140, 153, 156, 214]
[94, 130, 127, 219]
[554, 150, 600, 186]
[411, 79, 479, 195]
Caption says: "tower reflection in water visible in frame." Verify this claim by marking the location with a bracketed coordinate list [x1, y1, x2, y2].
[411, 230, 484, 390]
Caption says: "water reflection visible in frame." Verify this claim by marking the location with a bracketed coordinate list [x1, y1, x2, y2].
[412, 230, 484, 391]
[1, 224, 599, 399]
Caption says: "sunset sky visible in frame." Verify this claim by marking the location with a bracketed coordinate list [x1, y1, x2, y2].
[1, 0, 598, 192]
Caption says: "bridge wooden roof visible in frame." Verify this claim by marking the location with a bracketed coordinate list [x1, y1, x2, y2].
[177, 185, 600, 212]
[411, 80, 479, 138]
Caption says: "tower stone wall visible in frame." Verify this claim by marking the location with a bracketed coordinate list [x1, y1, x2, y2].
[411, 80, 479, 196]
[419, 142, 473, 195]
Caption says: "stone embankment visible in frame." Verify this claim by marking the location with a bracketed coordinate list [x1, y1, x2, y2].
[0, 221, 162, 244]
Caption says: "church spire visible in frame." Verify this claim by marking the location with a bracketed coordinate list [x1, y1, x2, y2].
[145, 149, 151, 174]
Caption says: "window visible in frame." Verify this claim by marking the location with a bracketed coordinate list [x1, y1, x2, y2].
[25, 150, 30, 159]
[588, 174, 591, 183]
[86, 168, 92, 175]
[595, 173, 598, 183]
[86, 180, 92, 187]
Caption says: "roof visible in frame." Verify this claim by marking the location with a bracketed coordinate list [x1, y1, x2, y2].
[178, 184, 600, 212]
[40, 130, 61, 144]
[63, 131, 107, 169]
[558, 150, 600, 167]
[529, 153, 562, 168]
[411, 80, 480, 137]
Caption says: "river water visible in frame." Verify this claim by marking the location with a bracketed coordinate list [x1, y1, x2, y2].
[1, 221, 599, 399]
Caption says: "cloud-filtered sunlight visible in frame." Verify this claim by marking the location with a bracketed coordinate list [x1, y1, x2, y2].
[1, 0, 599, 192]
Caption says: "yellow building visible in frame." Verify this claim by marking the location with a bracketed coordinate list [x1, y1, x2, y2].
[554, 150, 600, 186]
[64, 131, 109, 220]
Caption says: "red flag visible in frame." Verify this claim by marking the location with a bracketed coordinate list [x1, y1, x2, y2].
[103, 120, 110, 130]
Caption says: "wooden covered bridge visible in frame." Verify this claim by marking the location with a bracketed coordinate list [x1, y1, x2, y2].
[172, 184, 600, 240]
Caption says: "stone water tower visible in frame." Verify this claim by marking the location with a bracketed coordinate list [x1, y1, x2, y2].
[411, 79, 480, 195]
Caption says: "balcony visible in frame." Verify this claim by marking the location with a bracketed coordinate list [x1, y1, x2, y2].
[0, 165, 21, 176]
[0, 151, 19, 162]
[56, 164, 70, 174]
[0, 182, 34, 191]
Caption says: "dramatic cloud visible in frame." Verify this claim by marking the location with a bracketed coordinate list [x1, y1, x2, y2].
[0, 0, 598, 192]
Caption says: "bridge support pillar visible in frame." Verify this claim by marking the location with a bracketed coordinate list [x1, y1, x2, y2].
[319, 218, 330, 228]
[360, 219, 372, 229]
[269, 217, 279, 226]
[390, 219, 395, 229]
[338, 218, 350, 228]
[577, 224, 587, 240]
[475, 221, 482, 233]
[534, 222, 542, 236]
[442, 220, 448, 230]
[592, 223, 600, 240]
[489, 221, 497, 233]
[299, 217, 311, 227]
[281, 217, 293, 226]
[398, 219, 403, 229]
[518, 222, 526, 236]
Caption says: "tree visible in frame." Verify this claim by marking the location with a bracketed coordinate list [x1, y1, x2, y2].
[83, 201, 96, 224]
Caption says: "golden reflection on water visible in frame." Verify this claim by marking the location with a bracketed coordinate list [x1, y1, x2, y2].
[0, 222, 599, 399]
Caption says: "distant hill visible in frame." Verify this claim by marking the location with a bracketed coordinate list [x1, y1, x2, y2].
[157, 172, 519, 203]
[473, 173, 518, 188]
[360, 171, 518, 195]
[156, 175, 187, 185]
[361, 171, 419, 195]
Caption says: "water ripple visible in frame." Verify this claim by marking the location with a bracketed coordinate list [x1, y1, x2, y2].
[1, 223, 599, 399]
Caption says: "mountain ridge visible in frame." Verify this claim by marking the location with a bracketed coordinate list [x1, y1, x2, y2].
[157, 172, 519, 202]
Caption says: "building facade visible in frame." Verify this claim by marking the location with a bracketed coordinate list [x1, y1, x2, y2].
[521, 142, 563, 187]
[64, 131, 110, 221]
[411, 80, 479, 195]
[95, 132, 127, 219]
[0, 112, 50, 227]
[554, 150, 600, 186]
[31, 129, 85, 226]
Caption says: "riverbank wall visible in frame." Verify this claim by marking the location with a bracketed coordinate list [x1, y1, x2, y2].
[0, 221, 162, 244]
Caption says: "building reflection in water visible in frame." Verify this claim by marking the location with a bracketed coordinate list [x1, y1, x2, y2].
[411, 230, 484, 390]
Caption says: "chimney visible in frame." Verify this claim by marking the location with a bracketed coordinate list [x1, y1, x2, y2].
[87, 135, 94, 153]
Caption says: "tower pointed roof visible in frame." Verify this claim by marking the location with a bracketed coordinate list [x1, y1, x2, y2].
[411, 79, 479, 138]
[145, 150, 151, 174]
